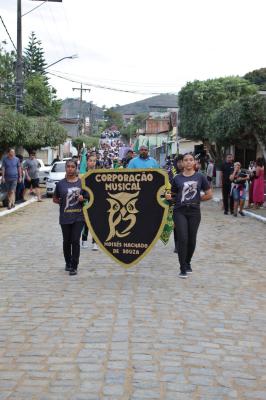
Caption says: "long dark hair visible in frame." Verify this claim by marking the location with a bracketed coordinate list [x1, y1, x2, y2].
[256, 157, 265, 167]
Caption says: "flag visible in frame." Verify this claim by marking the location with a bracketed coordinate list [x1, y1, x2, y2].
[79, 148, 87, 174]
[160, 201, 174, 245]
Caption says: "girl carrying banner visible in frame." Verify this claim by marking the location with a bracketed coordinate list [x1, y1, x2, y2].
[166, 153, 212, 279]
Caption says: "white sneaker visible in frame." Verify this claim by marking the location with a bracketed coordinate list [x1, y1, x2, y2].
[81, 241, 89, 248]
[92, 243, 98, 251]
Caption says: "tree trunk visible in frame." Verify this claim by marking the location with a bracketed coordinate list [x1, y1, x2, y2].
[253, 133, 266, 159]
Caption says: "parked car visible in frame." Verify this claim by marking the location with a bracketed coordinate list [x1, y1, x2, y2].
[22, 158, 51, 184]
[46, 161, 66, 197]
[0, 182, 7, 206]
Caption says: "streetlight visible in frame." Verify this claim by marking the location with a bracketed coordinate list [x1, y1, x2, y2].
[45, 54, 78, 69]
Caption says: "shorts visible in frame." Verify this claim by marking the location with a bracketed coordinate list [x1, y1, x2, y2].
[232, 187, 246, 201]
[24, 178, 39, 189]
[5, 180, 17, 192]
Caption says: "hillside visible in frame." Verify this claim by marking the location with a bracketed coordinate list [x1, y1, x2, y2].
[60, 94, 178, 120]
[113, 94, 178, 114]
[60, 98, 104, 119]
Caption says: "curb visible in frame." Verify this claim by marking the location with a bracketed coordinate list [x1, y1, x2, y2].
[0, 197, 37, 218]
[212, 197, 266, 224]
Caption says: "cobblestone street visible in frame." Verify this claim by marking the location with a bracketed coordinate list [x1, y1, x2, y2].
[0, 199, 266, 400]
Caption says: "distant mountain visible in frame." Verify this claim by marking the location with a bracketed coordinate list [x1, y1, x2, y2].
[113, 94, 178, 115]
[60, 94, 178, 120]
[60, 98, 104, 120]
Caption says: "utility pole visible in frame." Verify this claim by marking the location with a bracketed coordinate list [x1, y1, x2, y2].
[72, 84, 91, 135]
[16, 0, 23, 112]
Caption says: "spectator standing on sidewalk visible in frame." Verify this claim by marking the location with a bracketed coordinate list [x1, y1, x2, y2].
[206, 159, 214, 188]
[23, 151, 42, 202]
[53, 159, 86, 276]
[253, 157, 265, 208]
[16, 154, 26, 203]
[1, 148, 22, 209]
[221, 154, 234, 215]
[166, 153, 212, 279]
[230, 162, 249, 217]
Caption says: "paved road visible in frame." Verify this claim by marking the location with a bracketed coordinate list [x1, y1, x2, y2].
[0, 199, 266, 400]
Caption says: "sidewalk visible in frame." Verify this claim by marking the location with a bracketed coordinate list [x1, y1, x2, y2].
[212, 187, 266, 224]
[0, 197, 38, 217]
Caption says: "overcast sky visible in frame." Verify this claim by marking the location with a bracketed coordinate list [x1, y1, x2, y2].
[1, 0, 266, 108]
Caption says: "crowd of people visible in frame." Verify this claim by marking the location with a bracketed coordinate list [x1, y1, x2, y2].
[1, 143, 265, 279]
[51, 147, 212, 278]
[221, 154, 265, 216]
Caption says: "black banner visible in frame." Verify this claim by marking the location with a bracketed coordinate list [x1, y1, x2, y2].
[82, 169, 168, 267]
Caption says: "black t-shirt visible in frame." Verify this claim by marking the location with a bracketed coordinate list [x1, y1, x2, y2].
[171, 172, 210, 209]
[221, 162, 234, 185]
[54, 178, 85, 224]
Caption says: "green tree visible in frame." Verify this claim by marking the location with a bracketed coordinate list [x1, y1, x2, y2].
[72, 135, 99, 154]
[0, 109, 30, 154]
[178, 77, 257, 141]
[244, 68, 266, 91]
[104, 108, 124, 130]
[0, 43, 16, 106]
[23, 32, 47, 78]
[0, 109, 67, 155]
[24, 74, 61, 117]
[24, 117, 67, 153]
[208, 94, 266, 160]
[239, 94, 266, 159]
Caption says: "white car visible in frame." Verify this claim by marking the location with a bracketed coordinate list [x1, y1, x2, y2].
[37, 159, 52, 184]
[46, 161, 66, 197]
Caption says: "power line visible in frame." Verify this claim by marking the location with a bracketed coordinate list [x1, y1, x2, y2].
[22, 1, 48, 17]
[47, 2, 67, 56]
[0, 16, 17, 51]
[47, 71, 178, 96]
[50, 69, 180, 88]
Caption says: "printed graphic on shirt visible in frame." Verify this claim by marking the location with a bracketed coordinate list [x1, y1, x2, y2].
[181, 181, 198, 203]
[64, 187, 81, 211]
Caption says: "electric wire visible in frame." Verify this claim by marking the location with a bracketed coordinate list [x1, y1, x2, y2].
[0, 16, 17, 52]
[47, 2, 67, 57]
[61, 3, 79, 57]
[50, 69, 180, 88]
[22, 1, 48, 17]
[47, 71, 177, 95]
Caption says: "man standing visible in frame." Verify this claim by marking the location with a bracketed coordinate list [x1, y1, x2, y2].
[122, 149, 134, 168]
[2, 148, 22, 209]
[23, 151, 42, 202]
[220, 154, 234, 215]
[128, 145, 159, 169]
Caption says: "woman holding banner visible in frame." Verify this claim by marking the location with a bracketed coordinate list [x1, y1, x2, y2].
[166, 153, 212, 279]
[53, 159, 86, 276]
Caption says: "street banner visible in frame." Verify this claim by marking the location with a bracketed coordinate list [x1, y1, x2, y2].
[82, 169, 169, 267]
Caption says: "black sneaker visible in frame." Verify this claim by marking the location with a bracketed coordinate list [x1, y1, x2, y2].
[65, 263, 72, 272]
[178, 272, 188, 279]
[69, 268, 77, 276]
[224, 211, 228, 215]
[239, 211, 245, 216]
[186, 266, 193, 274]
